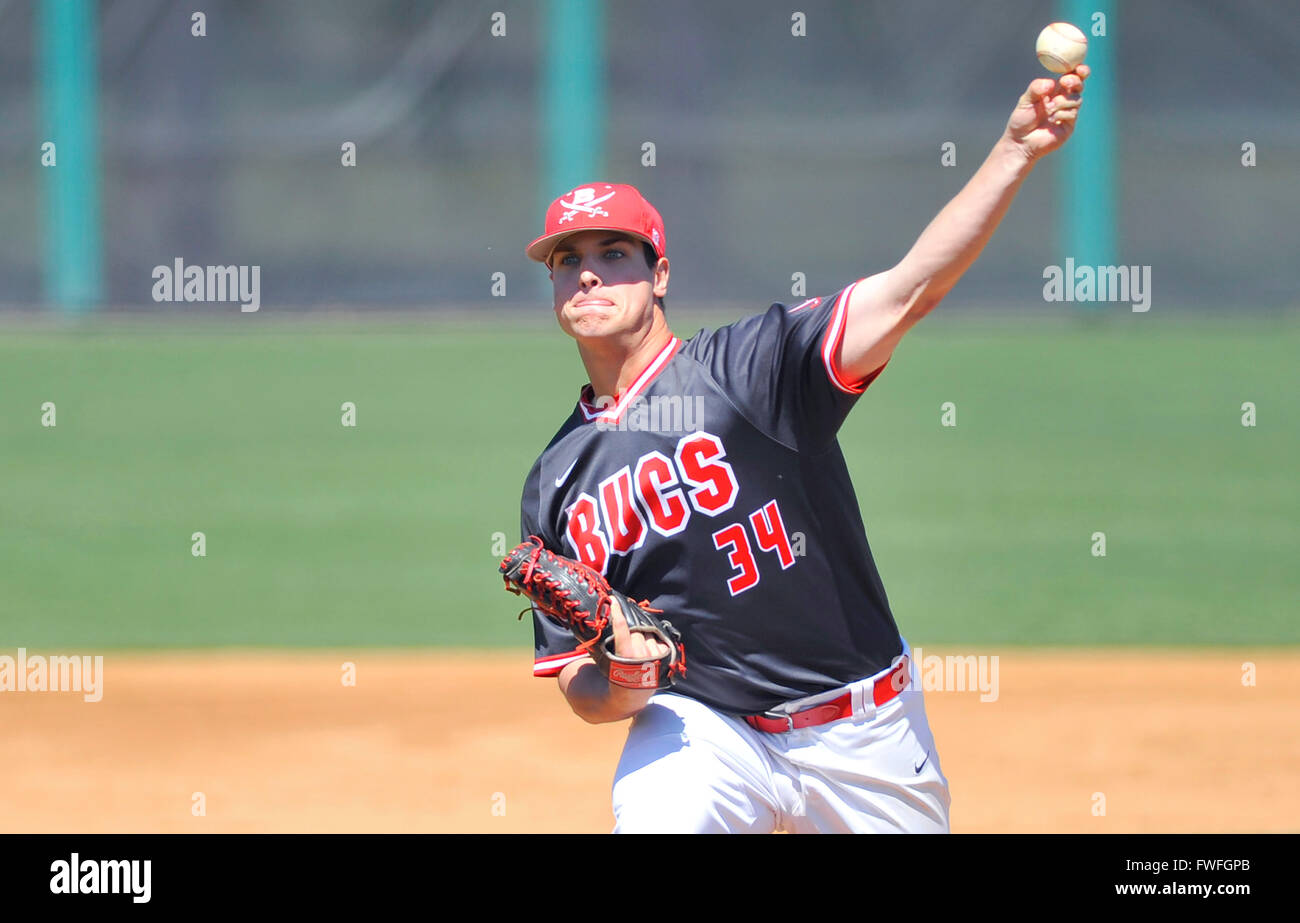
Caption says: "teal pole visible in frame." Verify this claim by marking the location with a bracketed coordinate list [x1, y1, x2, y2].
[1059, 0, 1116, 284]
[39, 0, 103, 312]
[540, 0, 606, 216]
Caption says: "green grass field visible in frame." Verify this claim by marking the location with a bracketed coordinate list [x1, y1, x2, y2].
[2, 312, 1296, 648]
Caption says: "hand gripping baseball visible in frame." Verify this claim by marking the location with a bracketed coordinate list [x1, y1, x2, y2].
[498, 536, 686, 690]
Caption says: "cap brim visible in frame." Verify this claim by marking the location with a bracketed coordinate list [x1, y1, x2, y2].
[526, 227, 656, 264]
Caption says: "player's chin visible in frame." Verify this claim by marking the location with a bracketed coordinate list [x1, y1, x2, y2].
[566, 310, 619, 338]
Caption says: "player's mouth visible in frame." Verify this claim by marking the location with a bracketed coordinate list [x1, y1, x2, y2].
[570, 299, 616, 322]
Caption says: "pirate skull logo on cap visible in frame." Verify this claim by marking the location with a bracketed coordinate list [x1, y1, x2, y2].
[527, 182, 667, 265]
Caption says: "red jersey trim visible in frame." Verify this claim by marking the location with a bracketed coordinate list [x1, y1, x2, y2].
[821, 280, 886, 394]
[533, 649, 591, 677]
[578, 337, 682, 424]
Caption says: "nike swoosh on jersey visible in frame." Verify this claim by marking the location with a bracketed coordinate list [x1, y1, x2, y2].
[914, 753, 930, 774]
[555, 459, 578, 488]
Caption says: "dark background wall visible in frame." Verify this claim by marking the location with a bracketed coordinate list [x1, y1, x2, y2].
[1, 0, 1296, 311]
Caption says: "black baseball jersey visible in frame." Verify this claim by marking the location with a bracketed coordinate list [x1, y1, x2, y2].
[519, 281, 904, 716]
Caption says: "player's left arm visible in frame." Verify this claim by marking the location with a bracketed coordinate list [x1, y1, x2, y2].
[837, 66, 1090, 384]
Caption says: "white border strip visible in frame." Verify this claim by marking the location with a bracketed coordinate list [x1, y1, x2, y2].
[533, 651, 590, 677]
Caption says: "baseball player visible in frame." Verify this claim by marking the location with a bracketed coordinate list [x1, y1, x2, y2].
[513, 68, 1089, 833]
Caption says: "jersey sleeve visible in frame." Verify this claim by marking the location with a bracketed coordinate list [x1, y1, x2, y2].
[694, 281, 887, 451]
[519, 457, 591, 678]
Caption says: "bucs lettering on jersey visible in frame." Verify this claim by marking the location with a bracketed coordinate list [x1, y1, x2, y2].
[520, 282, 904, 716]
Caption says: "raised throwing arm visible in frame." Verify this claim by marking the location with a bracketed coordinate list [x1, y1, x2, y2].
[836, 67, 1090, 384]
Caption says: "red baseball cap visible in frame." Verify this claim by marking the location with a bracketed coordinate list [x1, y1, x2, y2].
[526, 182, 666, 265]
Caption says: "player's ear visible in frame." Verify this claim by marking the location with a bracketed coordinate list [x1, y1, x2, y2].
[653, 257, 670, 298]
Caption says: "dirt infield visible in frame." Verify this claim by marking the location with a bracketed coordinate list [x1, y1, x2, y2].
[1, 649, 1296, 833]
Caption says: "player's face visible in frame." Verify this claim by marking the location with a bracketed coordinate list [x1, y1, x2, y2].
[548, 231, 666, 341]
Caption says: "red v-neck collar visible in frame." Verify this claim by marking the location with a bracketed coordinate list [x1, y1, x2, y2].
[578, 337, 682, 425]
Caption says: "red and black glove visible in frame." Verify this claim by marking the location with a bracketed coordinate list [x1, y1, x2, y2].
[499, 536, 686, 690]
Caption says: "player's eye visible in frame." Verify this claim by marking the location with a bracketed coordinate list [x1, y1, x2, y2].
[556, 248, 623, 268]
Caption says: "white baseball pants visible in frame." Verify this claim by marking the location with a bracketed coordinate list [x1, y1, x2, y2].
[610, 644, 950, 834]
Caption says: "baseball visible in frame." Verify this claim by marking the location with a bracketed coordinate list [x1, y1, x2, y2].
[1035, 22, 1087, 74]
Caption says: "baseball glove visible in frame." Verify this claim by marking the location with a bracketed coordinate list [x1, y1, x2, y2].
[499, 536, 686, 690]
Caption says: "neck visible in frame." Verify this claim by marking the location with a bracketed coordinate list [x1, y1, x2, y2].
[577, 311, 674, 403]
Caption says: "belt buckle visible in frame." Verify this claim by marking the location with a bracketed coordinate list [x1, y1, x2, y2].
[762, 709, 796, 732]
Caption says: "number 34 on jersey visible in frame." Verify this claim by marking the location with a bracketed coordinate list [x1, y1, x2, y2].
[563, 430, 798, 596]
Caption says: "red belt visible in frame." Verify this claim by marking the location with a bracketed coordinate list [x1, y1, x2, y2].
[743, 656, 910, 733]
